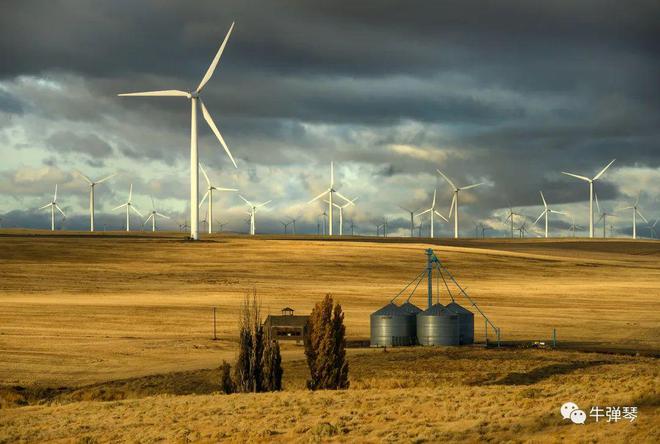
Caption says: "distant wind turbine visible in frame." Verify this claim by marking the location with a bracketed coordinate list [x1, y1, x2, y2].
[76, 171, 116, 232]
[505, 206, 522, 239]
[617, 192, 648, 239]
[144, 196, 170, 232]
[112, 184, 142, 232]
[562, 159, 615, 238]
[199, 163, 237, 234]
[399, 205, 421, 237]
[534, 191, 566, 238]
[325, 197, 358, 236]
[437, 169, 483, 238]
[239, 195, 271, 235]
[39, 184, 65, 231]
[118, 22, 238, 240]
[415, 189, 448, 238]
[308, 162, 352, 236]
[594, 192, 616, 238]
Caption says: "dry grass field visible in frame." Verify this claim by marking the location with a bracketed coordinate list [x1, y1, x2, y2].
[0, 231, 658, 442]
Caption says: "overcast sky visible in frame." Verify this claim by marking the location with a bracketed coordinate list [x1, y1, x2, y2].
[1, 0, 659, 237]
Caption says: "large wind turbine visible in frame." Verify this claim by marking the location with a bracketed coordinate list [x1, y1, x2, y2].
[415, 189, 448, 238]
[199, 163, 237, 234]
[436, 169, 483, 238]
[112, 184, 142, 232]
[562, 159, 615, 238]
[326, 197, 358, 236]
[534, 191, 566, 238]
[308, 162, 351, 236]
[39, 184, 65, 231]
[239, 195, 271, 235]
[118, 22, 238, 240]
[143, 196, 170, 232]
[618, 192, 648, 239]
[76, 171, 116, 231]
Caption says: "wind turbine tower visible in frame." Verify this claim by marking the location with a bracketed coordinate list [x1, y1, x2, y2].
[39, 184, 66, 231]
[112, 184, 142, 232]
[118, 23, 238, 240]
[561, 159, 615, 238]
[437, 169, 483, 238]
[76, 171, 116, 231]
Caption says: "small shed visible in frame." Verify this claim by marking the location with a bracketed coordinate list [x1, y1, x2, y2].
[263, 307, 309, 341]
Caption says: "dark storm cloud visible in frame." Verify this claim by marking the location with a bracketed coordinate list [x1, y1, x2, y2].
[46, 130, 113, 158]
[1, 0, 659, 234]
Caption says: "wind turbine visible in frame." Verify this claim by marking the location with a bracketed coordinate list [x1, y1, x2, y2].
[534, 191, 566, 238]
[504, 206, 522, 239]
[216, 220, 228, 232]
[594, 192, 616, 238]
[567, 215, 583, 237]
[76, 171, 116, 232]
[287, 215, 301, 235]
[118, 22, 238, 240]
[308, 162, 352, 236]
[436, 169, 483, 239]
[562, 159, 615, 238]
[239, 195, 271, 235]
[199, 163, 238, 234]
[39, 184, 65, 231]
[143, 196, 170, 232]
[617, 192, 648, 239]
[415, 189, 448, 238]
[325, 197, 357, 236]
[280, 220, 292, 234]
[647, 219, 658, 239]
[112, 184, 142, 232]
[399, 205, 420, 237]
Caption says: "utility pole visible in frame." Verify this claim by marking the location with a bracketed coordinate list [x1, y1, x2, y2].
[426, 249, 433, 309]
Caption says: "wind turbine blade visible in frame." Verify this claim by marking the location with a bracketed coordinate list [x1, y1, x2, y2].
[112, 203, 127, 211]
[215, 187, 238, 192]
[617, 206, 633, 211]
[436, 169, 456, 190]
[334, 191, 352, 203]
[330, 162, 334, 187]
[562, 171, 591, 182]
[54, 184, 58, 201]
[196, 22, 235, 93]
[432, 189, 437, 208]
[256, 200, 272, 208]
[634, 191, 640, 206]
[434, 210, 448, 222]
[199, 163, 211, 186]
[540, 191, 547, 208]
[39, 203, 51, 210]
[416, 208, 432, 217]
[199, 190, 209, 207]
[96, 173, 116, 184]
[239, 195, 252, 206]
[550, 210, 567, 215]
[308, 189, 330, 204]
[118, 90, 190, 97]
[55, 205, 66, 217]
[156, 212, 170, 219]
[593, 159, 615, 180]
[131, 205, 143, 217]
[448, 194, 456, 218]
[460, 182, 483, 191]
[534, 211, 545, 225]
[636, 209, 648, 224]
[144, 214, 153, 225]
[595, 192, 601, 214]
[76, 170, 93, 185]
[200, 99, 237, 168]
[399, 205, 412, 213]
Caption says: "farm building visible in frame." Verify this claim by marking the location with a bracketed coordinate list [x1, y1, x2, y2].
[263, 307, 309, 341]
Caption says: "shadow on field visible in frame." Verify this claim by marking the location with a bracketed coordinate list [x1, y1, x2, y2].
[0, 367, 221, 408]
[477, 360, 609, 386]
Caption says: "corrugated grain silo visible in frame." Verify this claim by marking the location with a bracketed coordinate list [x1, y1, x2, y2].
[446, 301, 474, 345]
[400, 301, 422, 315]
[370, 302, 416, 347]
[416, 303, 460, 346]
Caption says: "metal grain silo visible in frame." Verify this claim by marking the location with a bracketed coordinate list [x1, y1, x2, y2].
[446, 301, 474, 345]
[370, 303, 416, 347]
[416, 303, 460, 346]
[400, 301, 422, 315]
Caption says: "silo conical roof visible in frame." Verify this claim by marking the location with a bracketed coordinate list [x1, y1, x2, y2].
[371, 302, 405, 316]
[419, 303, 454, 316]
[400, 301, 422, 315]
[446, 301, 472, 314]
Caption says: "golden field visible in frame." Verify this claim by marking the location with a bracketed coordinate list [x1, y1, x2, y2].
[0, 231, 658, 442]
